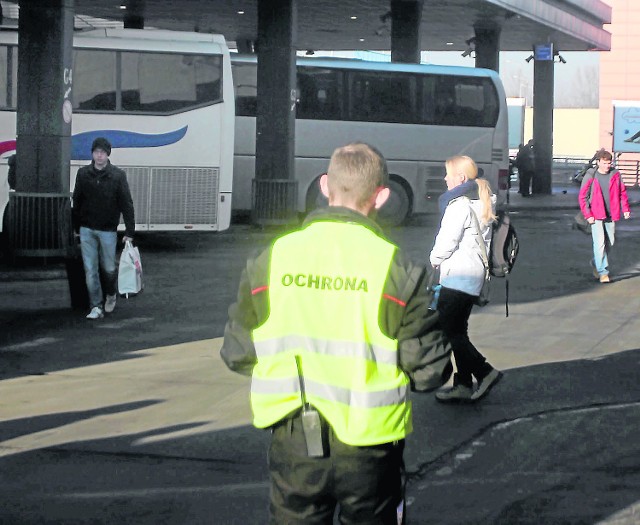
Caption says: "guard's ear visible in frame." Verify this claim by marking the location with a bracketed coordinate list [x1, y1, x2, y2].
[373, 186, 390, 210]
[320, 173, 330, 199]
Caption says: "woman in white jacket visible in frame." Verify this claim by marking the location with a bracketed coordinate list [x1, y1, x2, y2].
[429, 156, 503, 403]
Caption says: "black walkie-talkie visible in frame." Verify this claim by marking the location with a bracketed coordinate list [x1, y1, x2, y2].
[295, 355, 326, 457]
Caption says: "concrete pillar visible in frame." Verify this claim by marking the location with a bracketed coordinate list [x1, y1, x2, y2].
[123, 0, 145, 29]
[532, 57, 554, 195]
[474, 23, 501, 72]
[253, 0, 298, 226]
[10, 0, 75, 259]
[16, 0, 73, 194]
[390, 0, 423, 64]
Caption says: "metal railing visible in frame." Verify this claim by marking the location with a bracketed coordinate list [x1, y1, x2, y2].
[8, 192, 74, 257]
[549, 156, 640, 187]
[615, 159, 640, 187]
[251, 179, 299, 226]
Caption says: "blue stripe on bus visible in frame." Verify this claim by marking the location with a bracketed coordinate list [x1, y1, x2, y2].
[71, 126, 188, 160]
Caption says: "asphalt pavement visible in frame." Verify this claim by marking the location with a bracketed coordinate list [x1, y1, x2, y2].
[1, 185, 640, 524]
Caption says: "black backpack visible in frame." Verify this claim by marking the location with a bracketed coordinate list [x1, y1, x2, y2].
[488, 210, 519, 317]
[489, 210, 519, 278]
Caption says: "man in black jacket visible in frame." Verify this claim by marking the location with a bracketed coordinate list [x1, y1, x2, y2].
[515, 140, 535, 196]
[72, 137, 135, 319]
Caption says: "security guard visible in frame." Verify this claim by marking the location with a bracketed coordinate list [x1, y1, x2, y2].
[221, 143, 450, 524]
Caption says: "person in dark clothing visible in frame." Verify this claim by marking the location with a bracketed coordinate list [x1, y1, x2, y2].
[7, 154, 16, 190]
[221, 142, 450, 524]
[72, 137, 135, 319]
[429, 156, 502, 403]
[515, 140, 535, 196]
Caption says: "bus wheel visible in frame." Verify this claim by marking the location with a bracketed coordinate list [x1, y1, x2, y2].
[305, 176, 328, 213]
[377, 178, 411, 227]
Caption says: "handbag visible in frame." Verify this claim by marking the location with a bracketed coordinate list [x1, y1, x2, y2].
[574, 171, 595, 235]
[118, 240, 143, 297]
[574, 212, 592, 235]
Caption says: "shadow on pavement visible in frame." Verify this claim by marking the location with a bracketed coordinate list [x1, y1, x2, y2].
[0, 349, 639, 524]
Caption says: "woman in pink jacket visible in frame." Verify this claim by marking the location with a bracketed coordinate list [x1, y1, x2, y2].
[578, 149, 631, 283]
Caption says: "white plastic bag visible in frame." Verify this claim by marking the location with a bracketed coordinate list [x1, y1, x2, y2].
[118, 240, 143, 297]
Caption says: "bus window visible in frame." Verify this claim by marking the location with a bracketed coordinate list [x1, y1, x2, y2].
[348, 71, 417, 123]
[297, 67, 343, 120]
[73, 49, 117, 111]
[0, 45, 17, 109]
[121, 52, 222, 113]
[429, 76, 498, 127]
[232, 61, 257, 117]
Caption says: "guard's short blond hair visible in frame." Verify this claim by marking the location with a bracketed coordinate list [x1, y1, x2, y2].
[326, 143, 388, 207]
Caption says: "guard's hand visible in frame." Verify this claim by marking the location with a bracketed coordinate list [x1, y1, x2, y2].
[122, 236, 134, 244]
[587, 217, 595, 224]
[624, 211, 631, 220]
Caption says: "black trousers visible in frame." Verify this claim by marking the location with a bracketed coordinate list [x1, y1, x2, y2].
[519, 168, 534, 195]
[437, 286, 492, 388]
[268, 413, 405, 525]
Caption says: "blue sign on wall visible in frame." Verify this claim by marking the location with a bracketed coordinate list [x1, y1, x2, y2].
[613, 103, 640, 154]
[534, 44, 553, 61]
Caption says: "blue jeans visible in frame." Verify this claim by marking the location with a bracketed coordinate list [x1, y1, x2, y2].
[79, 227, 118, 308]
[591, 220, 615, 276]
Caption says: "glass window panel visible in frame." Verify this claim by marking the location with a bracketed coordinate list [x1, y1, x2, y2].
[232, 61, 257, 116]
[121, 52, 222, 113]
[297, 67, 343, 120]
[73, 49, 116, 111]
[347, 71, 417, 123]
[0, 46, 17, 109]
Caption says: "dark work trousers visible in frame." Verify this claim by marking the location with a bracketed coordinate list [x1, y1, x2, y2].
[437, 286, 492, 388]
[519, 168, 534, 196]
[268, 412, 406, 525]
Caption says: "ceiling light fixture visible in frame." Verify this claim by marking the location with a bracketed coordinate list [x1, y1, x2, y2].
[350, 16, 357, 20]
[237, 10, 245, 15]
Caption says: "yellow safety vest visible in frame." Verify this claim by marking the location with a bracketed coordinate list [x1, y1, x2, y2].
[251, 221, 412, 446]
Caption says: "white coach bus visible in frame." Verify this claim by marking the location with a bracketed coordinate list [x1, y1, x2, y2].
[231, 54, 509, 226]
[0, 28, 234, 233]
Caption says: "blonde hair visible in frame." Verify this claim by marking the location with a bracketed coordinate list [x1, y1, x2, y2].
[445, 155, 496, 225]
[326, 143, 388, 207]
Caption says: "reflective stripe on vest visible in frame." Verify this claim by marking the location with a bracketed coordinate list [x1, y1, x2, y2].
[254, 335, 398, 367]
[252, 376, 408, 407]
[251, 221, 411, 446]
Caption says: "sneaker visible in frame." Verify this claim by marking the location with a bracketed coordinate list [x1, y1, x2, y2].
[590, 262, 600, 280]
[599, 274, 610, 283]
[86, 306, 104, 320]
[104, 294, 117, 313]
[471, 369, 503, 401]
[436, 378, 473, 403]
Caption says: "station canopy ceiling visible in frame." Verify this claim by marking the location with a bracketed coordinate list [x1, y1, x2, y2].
[71, 0, 611, 53]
